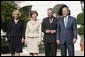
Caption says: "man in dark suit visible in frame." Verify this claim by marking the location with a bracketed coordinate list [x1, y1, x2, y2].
[42, 8, 57, 56]
[57, 6, 77, 56]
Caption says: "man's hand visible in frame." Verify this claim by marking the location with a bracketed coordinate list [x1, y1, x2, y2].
[46, 30, 50, 33]
[5, 38, 8, 41]
[73, 38, 77, 43]
[50, 30, 56, 34]
[56, 40, 60, 44]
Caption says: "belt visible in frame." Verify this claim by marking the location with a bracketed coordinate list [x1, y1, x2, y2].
[28, 37, 38, 38]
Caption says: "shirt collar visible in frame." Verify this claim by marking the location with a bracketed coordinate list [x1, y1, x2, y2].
[64, 15, 69, 19]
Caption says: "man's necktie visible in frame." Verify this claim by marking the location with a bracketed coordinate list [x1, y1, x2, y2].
[64, 17, 68, 28]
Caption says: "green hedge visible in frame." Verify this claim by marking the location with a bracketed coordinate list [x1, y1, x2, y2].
[78, 26, 84, 35]
[77, 13, 84, 25]
[77, 13, 84, 35]
[1, 38, 10, 53]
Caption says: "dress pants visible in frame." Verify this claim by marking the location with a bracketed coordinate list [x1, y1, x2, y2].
[44, 42, 57, 56]
[60, 42, 74, 56]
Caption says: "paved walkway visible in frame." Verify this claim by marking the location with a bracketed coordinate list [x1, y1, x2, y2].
[1, 50, 84, 56]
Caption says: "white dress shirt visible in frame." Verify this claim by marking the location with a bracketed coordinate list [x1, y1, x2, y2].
[64, 16, 68, 28]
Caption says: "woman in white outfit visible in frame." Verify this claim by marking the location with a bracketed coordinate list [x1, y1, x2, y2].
[25, 10, 41, 56]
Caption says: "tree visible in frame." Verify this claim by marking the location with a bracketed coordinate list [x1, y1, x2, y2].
[1, 1, 17, 32]
[1, 1, 31, 32]
[1, 1, 30, 53]
[19, 5, 32, 28]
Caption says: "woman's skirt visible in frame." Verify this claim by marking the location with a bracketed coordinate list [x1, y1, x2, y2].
[26, 37, 40, 53]
[9, 36, 22, 53]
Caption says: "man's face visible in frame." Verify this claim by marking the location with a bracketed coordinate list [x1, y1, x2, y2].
[47, 10, 53, 17]
[62, 7, 69, 17]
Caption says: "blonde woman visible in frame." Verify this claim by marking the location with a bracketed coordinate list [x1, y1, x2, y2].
[25, 10, 41, 56]
[7, 9, 25, 56]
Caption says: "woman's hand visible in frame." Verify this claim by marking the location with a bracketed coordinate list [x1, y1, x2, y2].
[22, 38, 25, 43]
[25, 38, 27, 45]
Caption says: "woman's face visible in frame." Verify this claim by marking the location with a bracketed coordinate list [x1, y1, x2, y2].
[31, 14, 37, 20]
[13, 12, 19, 19]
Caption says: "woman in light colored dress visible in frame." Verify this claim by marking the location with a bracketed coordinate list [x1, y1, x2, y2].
[25, 10, 41, 56]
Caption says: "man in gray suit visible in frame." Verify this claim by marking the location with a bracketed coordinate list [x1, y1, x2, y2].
[57, 5, 77, 56]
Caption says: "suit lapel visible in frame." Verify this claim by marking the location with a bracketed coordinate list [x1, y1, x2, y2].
[48, 17, 55, 24]
[61, 17, 65, 28]
[67, 16, 71, 28]
[47, 17, 51, 24]
[61, 16, 71, 29]
[52, 17, 55, 22]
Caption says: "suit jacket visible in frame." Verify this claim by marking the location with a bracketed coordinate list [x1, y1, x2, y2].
[57, 16, 77, 44]
[25, 20, 41, 42]
[7, 19, 25, 39]
[42, 16, 57, 43]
